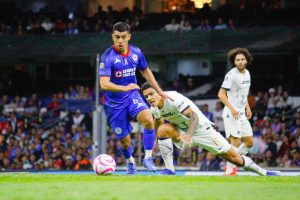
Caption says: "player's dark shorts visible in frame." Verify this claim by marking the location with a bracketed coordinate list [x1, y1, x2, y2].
[103, 92, 148, 139]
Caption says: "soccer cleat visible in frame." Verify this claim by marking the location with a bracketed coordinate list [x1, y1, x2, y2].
[266, 170, 281, 176]
[224, 166, 238, 176]
[160, 169, 175, 175]
[127, 163, 137, 174]
[142, 157, 156, 172]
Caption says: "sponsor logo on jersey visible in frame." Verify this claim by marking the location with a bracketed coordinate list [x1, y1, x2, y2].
[115, 71, 122, 78]
[114, 58, 121, 64]
[162, 112, 175, 117]
[132, 54, 138, 61]
[122, 67, 136, 77]
[242, 80, 251, 84]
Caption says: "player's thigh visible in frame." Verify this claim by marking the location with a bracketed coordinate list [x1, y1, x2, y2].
[223, 114, 242, 139]
[157, 123, 180, 140]
[192, 127, 231, 155]
[135, 108, 154, 129]
[240, 116, 253, 138]
[105, 106, 132, 139]
[128, 93, 153, 128]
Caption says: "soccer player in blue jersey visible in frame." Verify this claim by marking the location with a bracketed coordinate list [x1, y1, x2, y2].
[99, 22, 168, 174]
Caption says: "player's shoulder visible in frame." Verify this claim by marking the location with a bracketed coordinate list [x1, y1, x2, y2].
[129, 44, 142, 53]
[245, 69, 251, 75]
[165, 91, 186, 100]
[225, 67, 239, 78]
[101, 46, 115, 59]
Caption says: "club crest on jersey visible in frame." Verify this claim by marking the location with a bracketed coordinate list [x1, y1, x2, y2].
[132, 54, 138, 62]
[115, 71, 122, 78]
[115, 127, 122, 134]
[99, 62, 104, 69]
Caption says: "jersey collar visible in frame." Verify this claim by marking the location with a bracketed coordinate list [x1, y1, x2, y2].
[112, 45, 130, 58]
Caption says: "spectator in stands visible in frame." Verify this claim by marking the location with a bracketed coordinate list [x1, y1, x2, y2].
[271, 114, 282, 134]
[201, 103, 214, 122]
[70, 109, 85, 128]
[213, 101, 225, 134]
[186, 77, 195, 92]
[64, 21, 79, 34]
[290, 148, 300, 167]
[279, 91, 293, 112]
[180, 20, 192, 32]
[255, 91, 267, 113]
[266, 88, 280, 116]
[161, 18, 181, 32]
[228, 19, 236, 30]
[200, 152, 220, 171]
[47, 94, 61, 114]
[214, 18, 228, 30]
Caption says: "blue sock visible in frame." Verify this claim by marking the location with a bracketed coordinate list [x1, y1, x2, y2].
[119, 146, 132, 159]
[143, 128, 155, 150]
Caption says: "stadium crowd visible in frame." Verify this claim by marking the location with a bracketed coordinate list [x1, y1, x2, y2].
[0, 0, 296, 36]
[0, 83, 299, 171]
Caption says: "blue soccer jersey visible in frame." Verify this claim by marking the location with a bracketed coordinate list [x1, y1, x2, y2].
[99, 44, 148, 107]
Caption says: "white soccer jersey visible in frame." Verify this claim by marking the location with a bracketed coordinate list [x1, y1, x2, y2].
[150, 91, 213, 132]
[221, 67, 251, 113]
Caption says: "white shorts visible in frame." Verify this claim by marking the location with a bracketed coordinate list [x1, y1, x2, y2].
[174, 124, 231, 155]
[222, 109, 253, 139]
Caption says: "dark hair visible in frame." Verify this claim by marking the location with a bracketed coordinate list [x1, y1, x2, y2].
[141, 82, 153, 92]
[112, 22, 130, 33]
[227, 48, 253, 66]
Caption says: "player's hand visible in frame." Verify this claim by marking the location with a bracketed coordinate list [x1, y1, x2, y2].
[230, 108, 240, 119]
[158, 91, 174, 101]
[245, 107, 252, 119]
[178, 133, 193, 147]
[125, 83, 140, 92]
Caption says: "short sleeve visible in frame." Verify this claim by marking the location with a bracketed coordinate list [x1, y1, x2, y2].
[221, 72, 233, 90]
[99, 53, 112, 77]
[137, 50, 148, 71]
[150, 107, 161, 119]
[172, 92, 190, 113]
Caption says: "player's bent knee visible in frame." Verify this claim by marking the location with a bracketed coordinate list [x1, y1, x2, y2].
[141, 117, 154, 129]
[157, 125, 169, 136]
[245, 141, 253, 148]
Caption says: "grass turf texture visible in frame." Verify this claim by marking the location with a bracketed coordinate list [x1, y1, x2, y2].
[0, 174, 300, 200]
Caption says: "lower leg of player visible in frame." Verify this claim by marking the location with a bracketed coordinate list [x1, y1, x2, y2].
[143, 128, 155, 159]
[119, 146, 135, 164]
[241, 155, 267, 176]
[158, 138, 175, 172]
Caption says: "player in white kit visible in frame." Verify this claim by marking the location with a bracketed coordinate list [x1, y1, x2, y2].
[141, 82, 280, 176]
[218, 48, 254, 175]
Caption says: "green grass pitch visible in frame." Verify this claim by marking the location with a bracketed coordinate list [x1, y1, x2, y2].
[0, 173, 300, 200]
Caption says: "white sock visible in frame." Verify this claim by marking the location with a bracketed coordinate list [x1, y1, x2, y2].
[126, 157, 135, 164]
[144, 150, 153, 159]
[242, 155, 266, 176]
[237, 143, 249, 155]
[158, 138, 175, 172]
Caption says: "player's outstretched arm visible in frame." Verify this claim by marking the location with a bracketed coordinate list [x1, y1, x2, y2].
[141, 68, 173, 101]
[178, 108, 199, 146]
[100, 76, 140, 92]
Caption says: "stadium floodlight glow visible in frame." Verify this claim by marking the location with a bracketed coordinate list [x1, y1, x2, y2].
[191, 0, 212, 8]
